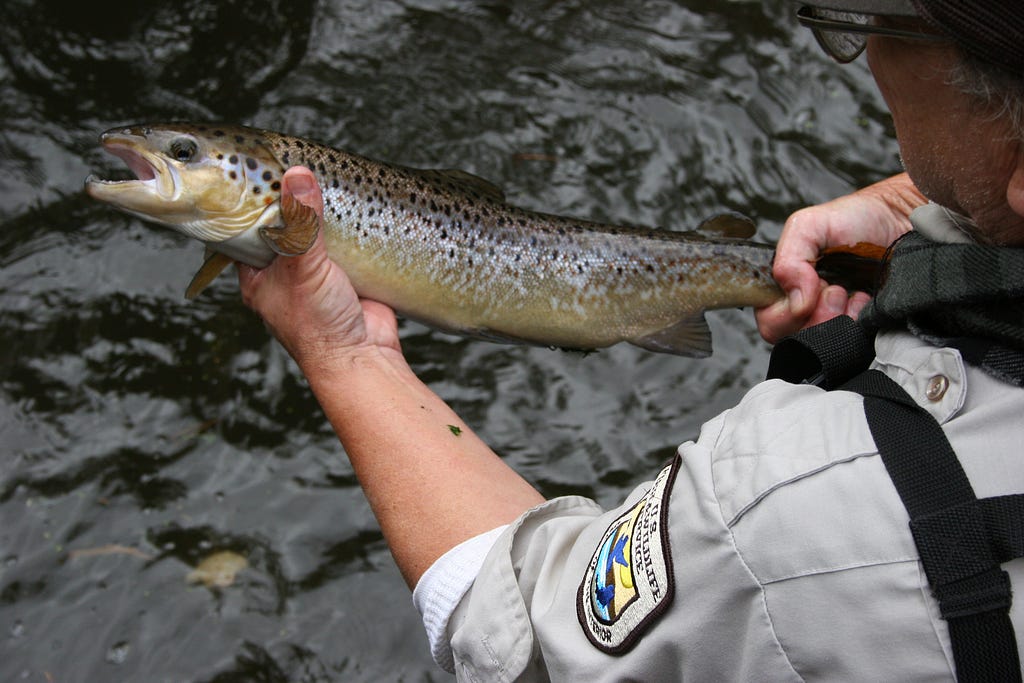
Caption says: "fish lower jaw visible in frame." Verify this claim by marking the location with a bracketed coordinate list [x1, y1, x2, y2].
[84, 176, 166, 208]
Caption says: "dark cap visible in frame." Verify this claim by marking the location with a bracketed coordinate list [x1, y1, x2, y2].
[911, 1, 1024, 75]
[799, 0, 917, 15]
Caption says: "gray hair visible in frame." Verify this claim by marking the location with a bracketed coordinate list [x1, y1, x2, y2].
[948, 51, 1024, 143]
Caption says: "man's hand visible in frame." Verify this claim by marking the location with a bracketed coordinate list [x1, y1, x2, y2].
[756, 173, 927, 343]
[236, 167, 402, 372]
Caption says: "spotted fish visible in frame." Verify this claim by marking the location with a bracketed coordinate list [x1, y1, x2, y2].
[85, 123, 874, 357]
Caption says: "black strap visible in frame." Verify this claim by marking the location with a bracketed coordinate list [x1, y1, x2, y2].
[843, 370, 1023, 682]
[766, 315, 875, 389]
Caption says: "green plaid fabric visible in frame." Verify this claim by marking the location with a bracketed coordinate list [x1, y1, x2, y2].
[860, 231, 1024, 386]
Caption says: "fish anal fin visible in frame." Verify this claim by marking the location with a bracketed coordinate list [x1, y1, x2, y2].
[259, 191, 320, 256]
[630, 316, 713, 358]
[185, 250, 234, 300]
[414, 168, 506, 203]
[696, 212, 757, 240]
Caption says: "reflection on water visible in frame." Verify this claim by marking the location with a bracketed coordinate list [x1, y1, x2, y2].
[0, 1, 896, 680]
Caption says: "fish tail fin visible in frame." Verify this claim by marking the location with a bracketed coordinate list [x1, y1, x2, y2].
[814, 242, 889, 295]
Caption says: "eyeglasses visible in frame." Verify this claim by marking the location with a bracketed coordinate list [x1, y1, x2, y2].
[797, 5, 949, 63]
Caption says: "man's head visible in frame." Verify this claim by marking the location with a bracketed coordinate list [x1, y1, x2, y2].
[795, 2, 1024, 244]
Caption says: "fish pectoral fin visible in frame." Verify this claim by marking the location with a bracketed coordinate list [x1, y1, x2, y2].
[185, 250, 234, 300]
[414, 168, 506, 203]
[258, 191, 320, 257]
[696, 212, 756, 239]
[630, 315, 713, 358]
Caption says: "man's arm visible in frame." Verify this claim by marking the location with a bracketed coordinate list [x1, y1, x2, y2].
[237, 167, 545, 588]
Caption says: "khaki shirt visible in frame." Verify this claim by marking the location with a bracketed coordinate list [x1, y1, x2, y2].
[447, 330, 1024, 681]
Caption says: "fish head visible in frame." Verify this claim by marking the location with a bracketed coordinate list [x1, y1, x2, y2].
[86, 123, 286, 245]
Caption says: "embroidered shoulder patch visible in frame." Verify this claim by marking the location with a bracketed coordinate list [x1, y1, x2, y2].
[577, 456, 679, 654]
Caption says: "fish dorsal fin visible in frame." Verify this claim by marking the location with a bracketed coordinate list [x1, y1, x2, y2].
[185, 249, 234, 300]
[696, 212, 756, 239]
[630, 315, 713, 358]
[414, 168, 506, 203]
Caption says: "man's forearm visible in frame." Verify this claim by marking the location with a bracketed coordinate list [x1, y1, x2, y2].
[303, 347, 545, 588]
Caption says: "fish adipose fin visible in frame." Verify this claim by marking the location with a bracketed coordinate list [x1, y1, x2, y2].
[259, 192, 320, 257]
[185, 250, 234, 300]
[630, 315, 713, 358]
[696, 212, 756, 239]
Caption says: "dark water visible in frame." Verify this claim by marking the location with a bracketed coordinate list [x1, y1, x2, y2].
[0, 1, 897, 680]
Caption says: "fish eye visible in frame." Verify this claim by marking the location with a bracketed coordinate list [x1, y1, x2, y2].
[168, 137, 198, 163]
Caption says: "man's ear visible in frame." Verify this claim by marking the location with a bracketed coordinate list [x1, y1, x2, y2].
[1007, 146, 1024, 219]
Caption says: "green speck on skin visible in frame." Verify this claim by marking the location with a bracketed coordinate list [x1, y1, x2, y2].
[447, 425, 462, 436]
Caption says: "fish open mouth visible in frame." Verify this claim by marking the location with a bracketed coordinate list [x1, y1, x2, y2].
[102, 143, 157, 182]
[87, 134, 158, 186]
[85, 131, 175, 208]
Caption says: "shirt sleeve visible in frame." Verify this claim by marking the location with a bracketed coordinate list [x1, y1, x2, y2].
[412, 525, 509, 672]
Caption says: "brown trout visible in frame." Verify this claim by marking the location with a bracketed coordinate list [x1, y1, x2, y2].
[84, 123, 818, 357]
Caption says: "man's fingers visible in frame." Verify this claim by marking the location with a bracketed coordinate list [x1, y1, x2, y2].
[281, 167, 323, 218]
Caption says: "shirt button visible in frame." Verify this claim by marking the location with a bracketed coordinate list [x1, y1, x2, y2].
[926, 375, 949, 402]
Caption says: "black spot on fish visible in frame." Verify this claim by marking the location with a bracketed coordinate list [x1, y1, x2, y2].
[296, 141, 305, 149]
[214, 130, 224, 137]
[441, 230, 448, 239]
[245, 157, 257, 171]
[448, 248, 455, 259]
[271, 181, 281, 191]
[254, 186, 261, 194]
[430, 201, 438, 212]
[230, 171, 237, 180]
[229, 155, 238, 165]
[410, 193, 418, 204]
[235, 135, 244, 143]
[329, 154, 337, 163]
[368, 208, 376, 217]
[262, 171, 272, 181]
[354, 175, 363, 185]
[217, 153, 223, 160]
